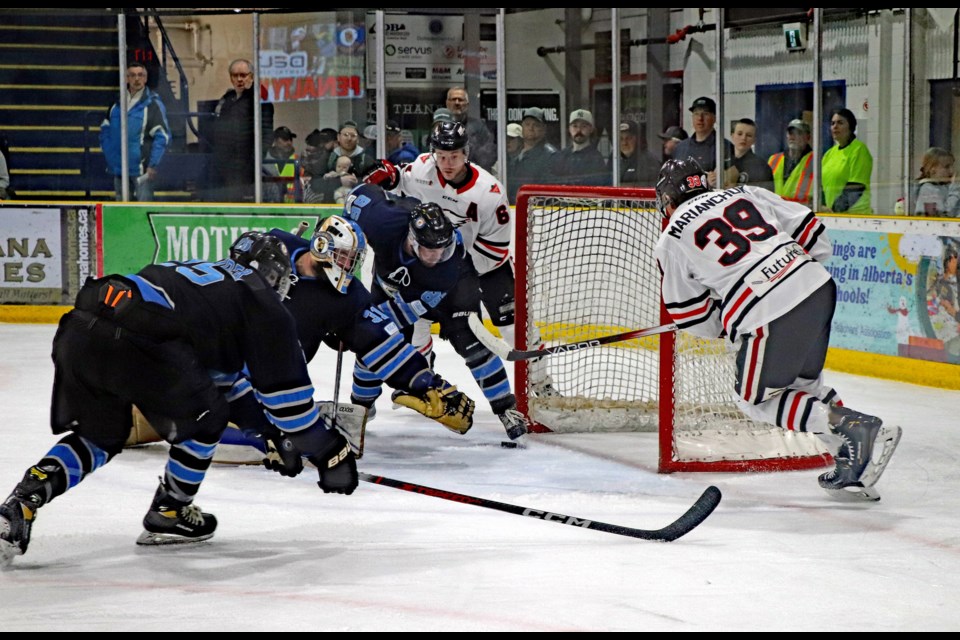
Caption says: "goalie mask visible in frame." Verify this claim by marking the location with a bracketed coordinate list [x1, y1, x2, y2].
[230, 232, 294, 299]
[655, 157, 709, 217]
[408, 202, 456, 267]
[310, 215, 366, 294]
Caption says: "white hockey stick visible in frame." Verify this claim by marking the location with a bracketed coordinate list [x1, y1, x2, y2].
[467, 313, 677, 362]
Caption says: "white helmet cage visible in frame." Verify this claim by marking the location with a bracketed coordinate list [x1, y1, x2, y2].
[311, 215, 367, 294]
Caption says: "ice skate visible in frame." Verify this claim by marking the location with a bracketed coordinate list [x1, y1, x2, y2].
[136, 480, 217, 546]
[0, 466, 54, 568]
[818, 407, 899, 501]
[497, 408, 530, 441]
[0, 495, 37, 568]
[530, 377, 561, 398]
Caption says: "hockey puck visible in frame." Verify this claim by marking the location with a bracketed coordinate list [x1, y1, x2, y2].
[501, 441, 519, 448]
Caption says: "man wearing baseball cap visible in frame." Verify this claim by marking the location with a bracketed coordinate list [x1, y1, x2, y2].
[619, 119, 661, 186]
[262, 126, 298, 203]
[767, 117, 814, 206]
[671, 96, 738, 188]
[492, 122, 524, 180]
[507, 106, 558, 203]
[657, 125, 688, 161]
[551, 108, 608, 186]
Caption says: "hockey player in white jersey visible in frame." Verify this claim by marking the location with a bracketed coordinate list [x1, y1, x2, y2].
[362, 121, 557, 401]
[654, 157, 901, 501]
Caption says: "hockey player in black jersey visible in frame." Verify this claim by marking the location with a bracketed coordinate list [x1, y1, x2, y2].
[0, 232, 357, 567]
[341, 182, 530, 441]
[226, 215, 477, 475]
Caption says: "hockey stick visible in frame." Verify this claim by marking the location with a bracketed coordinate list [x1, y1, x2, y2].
[359, 472, 722, 542]
[468, 313, 678, 362]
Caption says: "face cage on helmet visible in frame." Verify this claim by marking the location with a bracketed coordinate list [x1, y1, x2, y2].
[251, 257, 294, 300]
[407, 227, 456, 265]
[323, 243, 365, 295]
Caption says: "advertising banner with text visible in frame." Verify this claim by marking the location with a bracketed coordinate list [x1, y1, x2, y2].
[826, 217, 960, 365]
[99, 204, 339, 276]
[0, 204, 95, 305]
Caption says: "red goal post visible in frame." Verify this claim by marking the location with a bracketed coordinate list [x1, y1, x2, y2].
[513, 185, 832, 473]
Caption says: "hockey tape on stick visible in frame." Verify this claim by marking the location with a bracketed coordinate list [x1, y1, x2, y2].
[467, 313, 678, 362]
[360, 472, 721, 542]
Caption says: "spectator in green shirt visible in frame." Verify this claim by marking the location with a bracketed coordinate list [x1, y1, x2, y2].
[821, 108, 873, 213]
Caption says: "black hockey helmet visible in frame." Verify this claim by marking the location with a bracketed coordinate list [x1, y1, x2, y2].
[429, 120, 468, 152]
[655, 156, 710, 217]
[229, 231, 294, 299]
[407, 202, 456, 265]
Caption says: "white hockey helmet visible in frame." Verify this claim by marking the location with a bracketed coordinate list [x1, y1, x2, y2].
[310, 215, 367, 294]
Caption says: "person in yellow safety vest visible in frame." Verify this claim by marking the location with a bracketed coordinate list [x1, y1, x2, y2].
[767, 118, 814, 207]
[263, 126, 299, 203]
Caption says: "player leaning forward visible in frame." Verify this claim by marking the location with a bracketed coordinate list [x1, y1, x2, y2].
[0, 232, 357, 566]
[368, 120, 557, 400]
[654, 157, 901, 501]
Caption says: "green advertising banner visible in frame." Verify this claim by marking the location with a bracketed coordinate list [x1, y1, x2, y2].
[100, 203, 340, 275]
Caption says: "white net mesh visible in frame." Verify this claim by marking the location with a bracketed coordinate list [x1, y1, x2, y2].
[517, 190, 830, 470]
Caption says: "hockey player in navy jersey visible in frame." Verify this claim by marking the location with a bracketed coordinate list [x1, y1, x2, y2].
[341, 182, 528, 441]
[226, 215, 477, 476]
[0, 232, 356, 567]
[654, 157, 901, 501]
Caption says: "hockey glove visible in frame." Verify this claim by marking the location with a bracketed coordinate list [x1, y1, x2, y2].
[261, 426, 304, 478]
[308, 431, 358, 495]
[361, 159, 400, 191]
[391, 383, 475, 434]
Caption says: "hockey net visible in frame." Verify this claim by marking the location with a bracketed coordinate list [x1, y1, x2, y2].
[514, 185, 831, 473]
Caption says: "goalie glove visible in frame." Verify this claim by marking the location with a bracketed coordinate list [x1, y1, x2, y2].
[261, 425, 304, 478]
[391, 382, 475, 434]
[361, 158, 400, 191]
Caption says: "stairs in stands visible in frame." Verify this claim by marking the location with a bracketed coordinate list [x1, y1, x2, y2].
[0, 10, 193, 201]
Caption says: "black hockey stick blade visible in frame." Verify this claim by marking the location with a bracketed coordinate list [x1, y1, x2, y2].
[467, 312, 677, 362]
[360, 472, 721, 542]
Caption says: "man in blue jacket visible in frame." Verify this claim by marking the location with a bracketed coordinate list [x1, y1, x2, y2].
[99, 62, 170, 202]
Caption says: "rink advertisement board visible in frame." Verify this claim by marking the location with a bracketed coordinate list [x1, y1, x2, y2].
[0, 203, 95, 305]
[824, 216, 960, 365]
[98, 203, 339, 276]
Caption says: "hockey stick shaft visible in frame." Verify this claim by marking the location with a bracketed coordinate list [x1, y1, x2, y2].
[360, 472, 721, 542]
[468, 313, 678, 362]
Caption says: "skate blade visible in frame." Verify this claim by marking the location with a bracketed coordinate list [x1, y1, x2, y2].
[823, 484, 881, 502]
[859, 425, 902, 489]
[135, 530, 214, 546]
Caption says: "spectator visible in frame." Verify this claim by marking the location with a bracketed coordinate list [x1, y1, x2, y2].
[330, 155, 357, 204]
[445, 86, 496, 171]
[327, 121, 376, 179]
[262, 126, 298, 203]
[822, 107, 873, 214]
[914, 147, 960, 217]
[301, 127, 338, 204]
[672, 96, 738, 188]
[767, 118, 814, 207]
[313, 147, 358, 204]
[491, 122, 523, 179]
[551, 109, 609, 186]
[0, 141, 11, 200]
[507, 107, 558, 204]
[207, 58, 272, 203]
[730, 118, 774, 192]
[99, 62, 170, 202]
[618, 119, 661, 186]
[657, 125, 688, 162]
[366, 120, 419, 166]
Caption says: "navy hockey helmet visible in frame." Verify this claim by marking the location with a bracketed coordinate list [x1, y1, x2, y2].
[230, 231, 294, 299]
[655, 156, 710, 217]
[429, 120, 469, 152]
[407, 202, 456, 266]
